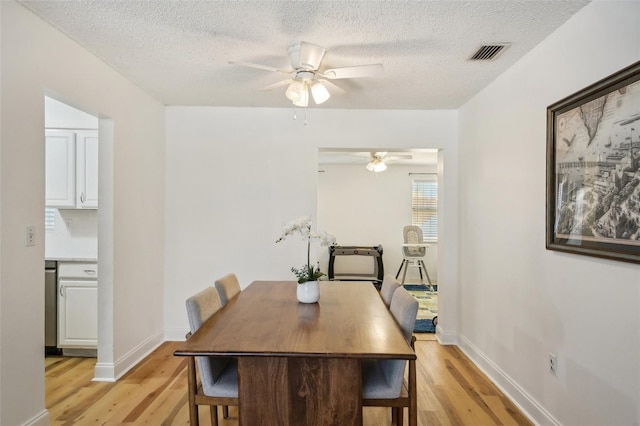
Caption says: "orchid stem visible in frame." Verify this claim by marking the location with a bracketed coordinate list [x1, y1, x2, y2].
[307, 238, 311, 272]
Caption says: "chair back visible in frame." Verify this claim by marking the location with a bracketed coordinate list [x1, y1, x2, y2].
[389, 287, 419, 344]
[185, 287, 229, 391]
[402, 225, 426, 257]
[380, 275, 401, 308]
[377, 287, 419, 396]
[214, 273, 241, 306]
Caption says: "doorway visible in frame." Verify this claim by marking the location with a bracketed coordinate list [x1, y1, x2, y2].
[44, 96, 99, 359]
[317, 148, 440, 333]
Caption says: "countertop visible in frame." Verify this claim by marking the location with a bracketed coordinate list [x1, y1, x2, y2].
[45, 257, 98, 262]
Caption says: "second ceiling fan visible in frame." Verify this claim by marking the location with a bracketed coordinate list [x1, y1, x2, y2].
[229, 41, 383, 107]
[365, 152, 413, 172]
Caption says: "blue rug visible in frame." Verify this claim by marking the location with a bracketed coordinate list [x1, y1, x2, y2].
[403, 284, 437, 333]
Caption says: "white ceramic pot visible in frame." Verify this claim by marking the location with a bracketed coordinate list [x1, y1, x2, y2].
[297, 280, 320, 304]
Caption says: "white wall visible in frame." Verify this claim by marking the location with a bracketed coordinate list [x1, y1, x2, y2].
[0, 2, 165, 424]
[458, 1, 640, 425]
[318, 163, 438, 284]
[45, 96, 99, 129]
[164, 107, 457, 339]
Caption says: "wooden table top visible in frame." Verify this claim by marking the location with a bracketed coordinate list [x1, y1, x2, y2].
[174, 280, 415, 360]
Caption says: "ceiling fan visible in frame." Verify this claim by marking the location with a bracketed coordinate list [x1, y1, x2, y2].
[229, 41, 383, 107]
[365, 152, 412, 172]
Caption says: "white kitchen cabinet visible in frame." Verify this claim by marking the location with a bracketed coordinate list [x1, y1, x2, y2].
[45, 131, 76, 207]
[75, 131, 99, 208]
[46, 129, 98, 209]
[58, 262, 98, 348]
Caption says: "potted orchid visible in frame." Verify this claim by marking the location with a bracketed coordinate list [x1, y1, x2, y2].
[276, 216, 336, 303]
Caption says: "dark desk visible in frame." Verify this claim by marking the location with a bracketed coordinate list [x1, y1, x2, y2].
[174, 280, 415, 426]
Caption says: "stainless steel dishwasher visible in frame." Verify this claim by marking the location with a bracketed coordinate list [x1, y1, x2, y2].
[45, 260, 61, 355]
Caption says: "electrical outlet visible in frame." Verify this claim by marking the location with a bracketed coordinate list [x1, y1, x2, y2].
[25, 225, 35, 246]
[549, 353, 558, 376]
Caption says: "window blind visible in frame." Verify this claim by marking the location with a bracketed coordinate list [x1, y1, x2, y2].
[412, 178, 438, 241]
[45, 208, 55, 230]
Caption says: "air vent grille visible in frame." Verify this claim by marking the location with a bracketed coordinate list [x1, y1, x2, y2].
[469, 44, 510, 61]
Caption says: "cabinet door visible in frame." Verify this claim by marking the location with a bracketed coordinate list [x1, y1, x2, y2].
[58, 280, 97, 348]
[45, 131, 76, 207]
[76, 130, 99, 208]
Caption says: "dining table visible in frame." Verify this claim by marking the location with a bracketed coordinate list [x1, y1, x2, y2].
[173, 280, 416, 426]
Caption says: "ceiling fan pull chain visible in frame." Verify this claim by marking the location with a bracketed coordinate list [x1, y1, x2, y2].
[293, 105, 297, 121]
[304, 108, 308, 126]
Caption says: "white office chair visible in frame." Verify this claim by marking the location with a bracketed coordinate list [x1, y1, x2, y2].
[395, 225, 433, 289]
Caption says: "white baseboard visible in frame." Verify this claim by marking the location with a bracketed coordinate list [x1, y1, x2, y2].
[93, 329, 164, 382]
[23, 409, 49, 426]
[435, 324, 458, 345]
[164, 326, 189, 341]
[458, 335, 559, 426]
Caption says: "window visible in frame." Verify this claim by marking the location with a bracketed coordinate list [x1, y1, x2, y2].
[45, 208, 56, 230]
[412, 176, 438, 242]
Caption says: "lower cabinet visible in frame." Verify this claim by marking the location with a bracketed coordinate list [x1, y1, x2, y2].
[58, 262, 98, 348]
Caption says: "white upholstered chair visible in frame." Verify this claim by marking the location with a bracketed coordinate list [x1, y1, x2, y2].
[214, 273, 241, 306]
[362, 287, 419, 425]
[185, 287, 238, 426]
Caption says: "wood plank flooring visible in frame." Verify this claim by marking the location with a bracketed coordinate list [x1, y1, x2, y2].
[45, 338, 532, 425]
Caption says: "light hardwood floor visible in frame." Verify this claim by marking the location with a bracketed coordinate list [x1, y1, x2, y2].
[45, 338, 532, 425]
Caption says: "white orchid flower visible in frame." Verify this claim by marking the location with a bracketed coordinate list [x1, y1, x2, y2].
[275, 216, 336, 282]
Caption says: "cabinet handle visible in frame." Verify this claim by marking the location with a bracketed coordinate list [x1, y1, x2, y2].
[80, 192, 86, 203]
[84, 269, 96, 275]
[60, 285, 65, 297]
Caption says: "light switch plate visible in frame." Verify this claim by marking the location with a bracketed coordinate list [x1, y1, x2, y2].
[25, 225, 35, 246]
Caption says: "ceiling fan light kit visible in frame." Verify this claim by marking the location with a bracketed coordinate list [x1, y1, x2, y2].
[310, 81, 330, 104]
[292, 83, 310, 107]
[230, 41, 383, 110]
[366, 154, 388, 173]
[285, 80, 304, 102]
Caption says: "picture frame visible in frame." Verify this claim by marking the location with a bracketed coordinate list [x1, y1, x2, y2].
[546, 61, 640, 263]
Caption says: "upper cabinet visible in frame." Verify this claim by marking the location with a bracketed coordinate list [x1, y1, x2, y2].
[45, 131, 76, 207]
[75, 131, 99, 208]
[46, 129, 98, 209]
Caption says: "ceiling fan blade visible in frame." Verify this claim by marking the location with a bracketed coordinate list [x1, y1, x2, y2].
[316, 79, 346, 95]
[298, 41, 326, 70]
[259, 79, 293, 91]
[228, 61, 291, 74]
[258, 79, 293, 91]
[321, 64, 383, 79]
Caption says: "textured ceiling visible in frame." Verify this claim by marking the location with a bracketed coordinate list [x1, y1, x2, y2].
[19, 0, 589, 110]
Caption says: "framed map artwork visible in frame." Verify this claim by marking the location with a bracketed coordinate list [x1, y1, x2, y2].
[546, 61, 640, 263]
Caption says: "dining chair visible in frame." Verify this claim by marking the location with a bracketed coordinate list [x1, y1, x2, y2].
[214, 273, 241, 306]
[185, 286, 238, 426]
[380, 274, 401, 308]
[362, 287, 419, 426]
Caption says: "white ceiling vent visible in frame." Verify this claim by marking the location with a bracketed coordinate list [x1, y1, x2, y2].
[469, 44, 510, 61]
